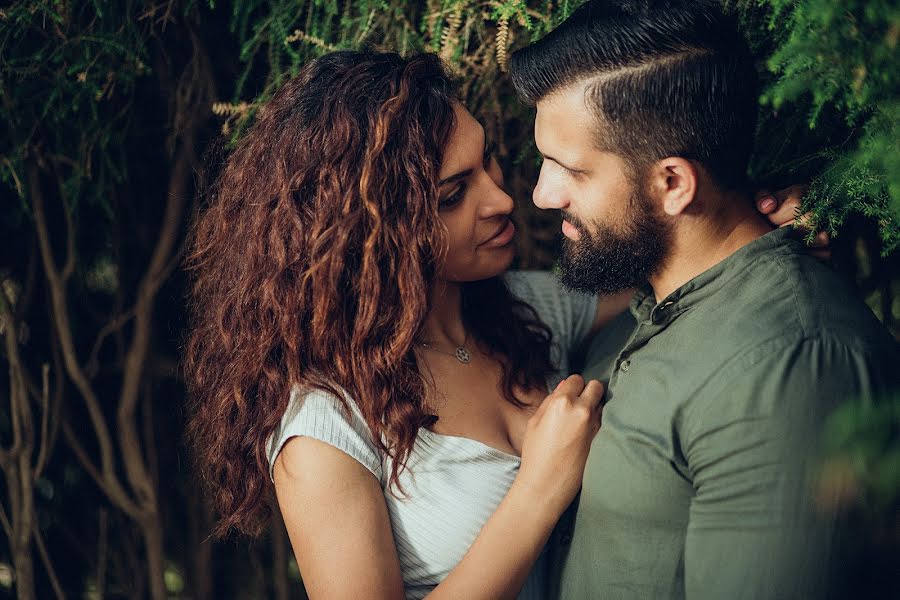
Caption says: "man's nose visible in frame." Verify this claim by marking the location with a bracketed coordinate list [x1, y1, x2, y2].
[532, 165, 569, 211]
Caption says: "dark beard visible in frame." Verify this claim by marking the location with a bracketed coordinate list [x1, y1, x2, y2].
[558, 191, 671, 295]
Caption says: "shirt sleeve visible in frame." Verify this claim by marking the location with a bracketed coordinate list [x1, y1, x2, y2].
[681, 335, 893, 600]
[503, 271, 599, 358]
[266, 386, 384, 483]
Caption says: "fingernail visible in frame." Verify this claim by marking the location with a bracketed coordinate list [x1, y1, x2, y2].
[760, 197, 776, 211]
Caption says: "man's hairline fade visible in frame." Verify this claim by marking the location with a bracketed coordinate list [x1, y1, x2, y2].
[527, 46, 718, 184]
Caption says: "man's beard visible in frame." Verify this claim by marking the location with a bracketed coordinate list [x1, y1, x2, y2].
[558, 188, 671, 295]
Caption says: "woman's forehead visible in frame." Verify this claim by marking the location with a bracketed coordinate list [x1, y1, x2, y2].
[439, 104, 485, 181]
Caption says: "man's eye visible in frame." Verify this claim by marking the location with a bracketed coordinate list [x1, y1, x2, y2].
[561, 164, 582, 178]
[439, 184, 466, 210]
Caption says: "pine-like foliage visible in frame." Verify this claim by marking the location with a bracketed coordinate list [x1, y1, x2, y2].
[737, 0, 900, 253]
[0, 1, 897, 597]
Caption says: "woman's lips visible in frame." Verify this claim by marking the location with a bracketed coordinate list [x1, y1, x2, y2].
[481, 219, 516, 248]
[562, 219, 581, 241]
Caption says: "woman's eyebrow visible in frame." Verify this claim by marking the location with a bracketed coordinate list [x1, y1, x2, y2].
[439, 126, 488, 185]
[439, 169, 473, 186]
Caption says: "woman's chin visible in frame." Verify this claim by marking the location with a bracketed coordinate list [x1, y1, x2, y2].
[441, 247, 517, 283]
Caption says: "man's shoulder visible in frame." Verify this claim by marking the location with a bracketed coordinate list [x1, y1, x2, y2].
[719, 241, 891, 353]
[678, 242, 899, 403]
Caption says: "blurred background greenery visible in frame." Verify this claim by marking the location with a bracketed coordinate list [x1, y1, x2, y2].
[1, 1, 897, 598]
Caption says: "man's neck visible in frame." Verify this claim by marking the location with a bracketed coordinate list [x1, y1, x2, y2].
[649, 193, 773, 304]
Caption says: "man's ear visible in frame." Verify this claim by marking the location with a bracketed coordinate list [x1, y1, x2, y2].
[647, 157, 698, 216]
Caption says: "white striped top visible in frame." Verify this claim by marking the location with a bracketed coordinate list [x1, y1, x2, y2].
[267, 271, 598, 599]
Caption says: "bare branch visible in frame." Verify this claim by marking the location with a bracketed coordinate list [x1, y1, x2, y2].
[33, 521, 66, 600]
[33, 364, 52, 481]
[60, 422, 142, 519]
[86, 308, 136, 379]
[116, 28, 212, 508]
[29, 164, 129, 499]
[96, 508, 108, 600]
[0, 500, 11, 539]
[0, 289, 29, 461]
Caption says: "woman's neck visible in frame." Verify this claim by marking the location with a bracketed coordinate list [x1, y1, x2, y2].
[422, 280, 467, 347]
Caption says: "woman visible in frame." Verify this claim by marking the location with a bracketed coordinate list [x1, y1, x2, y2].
[184, 50, 816, 599]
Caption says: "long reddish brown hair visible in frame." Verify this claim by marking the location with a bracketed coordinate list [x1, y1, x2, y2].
[184, 50, 554, 537]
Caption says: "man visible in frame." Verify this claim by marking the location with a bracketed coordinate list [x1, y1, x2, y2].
[508, 1, 900, 598]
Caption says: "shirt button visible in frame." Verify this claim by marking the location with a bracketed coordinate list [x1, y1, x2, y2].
[620, 360, 631, 372]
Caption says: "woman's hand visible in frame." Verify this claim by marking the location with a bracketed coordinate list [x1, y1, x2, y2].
[755, 185, 831, 260]
[518, 374, 605, 516]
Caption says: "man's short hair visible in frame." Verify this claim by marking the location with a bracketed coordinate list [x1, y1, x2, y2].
[509, 0, 758, 191]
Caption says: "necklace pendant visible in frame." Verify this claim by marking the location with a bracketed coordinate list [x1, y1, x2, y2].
[455, 346, 471, 364]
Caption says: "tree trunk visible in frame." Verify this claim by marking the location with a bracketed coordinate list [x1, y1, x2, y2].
[140, 514, 167, 600]
[10, 464, 35, 600]
[189, 493, 214, 600]
[12, 546, 35, 600]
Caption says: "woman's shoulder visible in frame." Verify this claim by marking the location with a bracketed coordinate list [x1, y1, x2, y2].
[267, 384, 383, 482]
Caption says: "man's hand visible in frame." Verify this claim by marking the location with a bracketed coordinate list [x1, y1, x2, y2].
[756, 185, 831, 261]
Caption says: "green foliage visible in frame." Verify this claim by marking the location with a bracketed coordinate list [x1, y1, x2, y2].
[820, 395, 900, 515]
[0, 1, 149, 217]
[739, 0, 900, 252]
[0, 1, 897, 596]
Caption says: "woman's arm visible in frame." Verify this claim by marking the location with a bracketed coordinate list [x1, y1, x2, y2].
[274, 374, 604, 600]
[589, 289, 635, 337]
[274, 437, 405, 599]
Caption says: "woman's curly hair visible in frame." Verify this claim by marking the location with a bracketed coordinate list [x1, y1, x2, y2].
[184, 50, 554, 537]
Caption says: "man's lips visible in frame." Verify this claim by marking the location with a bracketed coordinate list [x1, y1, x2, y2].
[562, 219, 581, 240]
[480, 218, 516, 247]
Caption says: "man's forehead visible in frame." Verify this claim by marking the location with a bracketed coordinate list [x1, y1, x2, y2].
[535, 88, 596, 149]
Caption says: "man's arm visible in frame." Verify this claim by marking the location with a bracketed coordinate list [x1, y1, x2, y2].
[682, 337, 891, 599]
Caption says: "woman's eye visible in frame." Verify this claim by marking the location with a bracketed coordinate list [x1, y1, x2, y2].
[483, 141, 496, 167]
[439, 185, 466, 210]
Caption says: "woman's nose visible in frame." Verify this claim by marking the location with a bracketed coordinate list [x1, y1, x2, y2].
[478, 177, 514, 219]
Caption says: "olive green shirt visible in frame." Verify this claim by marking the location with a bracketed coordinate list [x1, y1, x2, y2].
[549, 227, 900, 599]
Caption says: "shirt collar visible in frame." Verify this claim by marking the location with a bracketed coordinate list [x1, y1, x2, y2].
[630, 227, 803, 326]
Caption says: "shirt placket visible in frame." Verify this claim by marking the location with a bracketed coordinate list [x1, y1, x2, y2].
[609, 301, 677, 390]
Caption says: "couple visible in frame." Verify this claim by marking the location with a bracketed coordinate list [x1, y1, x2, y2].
[184, 1, 899, 599]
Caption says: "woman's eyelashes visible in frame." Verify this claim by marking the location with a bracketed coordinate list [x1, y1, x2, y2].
[439, 183, 467, 210]
[483, 141, 496, 167]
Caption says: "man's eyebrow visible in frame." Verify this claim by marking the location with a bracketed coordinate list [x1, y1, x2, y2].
[541, 152, 584, 173]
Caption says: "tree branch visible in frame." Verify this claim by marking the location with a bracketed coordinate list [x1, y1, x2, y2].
[116, 27, 211, 507]
[29, 164, 136, 508]
[86, 308, 136, 380]
[60, 422, 142, 519]
[33, 520, 66, 600]
[33, 364, 52, 482]
[0, 500, 11, 540]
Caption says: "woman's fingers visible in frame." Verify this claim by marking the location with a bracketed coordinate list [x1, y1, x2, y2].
[756, 185, 810, 228]
[579, 379, 605, 413]
[755, 189, 777, 213]
[554, 374, 586, 398]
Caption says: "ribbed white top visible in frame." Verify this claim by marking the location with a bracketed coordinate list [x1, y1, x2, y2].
[267, 271, 598, 598]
